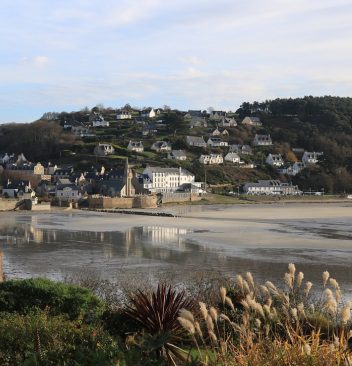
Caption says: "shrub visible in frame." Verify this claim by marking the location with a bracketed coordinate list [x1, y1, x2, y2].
[0, 278, 105, 322]
[0, 311, 120, 366]
[124, 283, 194, 364]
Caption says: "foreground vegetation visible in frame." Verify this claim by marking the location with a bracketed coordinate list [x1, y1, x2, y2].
[1, 265, 352, 365]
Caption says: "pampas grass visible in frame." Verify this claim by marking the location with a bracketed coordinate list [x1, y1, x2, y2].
[176, 264, 352, 366]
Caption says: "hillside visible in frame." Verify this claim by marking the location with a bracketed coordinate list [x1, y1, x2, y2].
[1, 96, 352, 193]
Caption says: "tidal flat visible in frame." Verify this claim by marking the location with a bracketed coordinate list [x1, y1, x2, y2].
[0, 203, 352, 293]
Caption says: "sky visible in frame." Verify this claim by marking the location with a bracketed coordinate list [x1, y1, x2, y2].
[0, 0, 352, 123]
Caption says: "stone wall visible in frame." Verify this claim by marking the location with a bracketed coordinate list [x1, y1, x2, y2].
[32, 203, 51, 211]
[133, 195, 158, 208]
[87, 195, 158, 209]
[161, 193, 201, 203]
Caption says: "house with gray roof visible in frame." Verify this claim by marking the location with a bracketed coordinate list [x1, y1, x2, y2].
[168, 150, 187, 161]
[151, 141, 172, 152]
[253, 134, 272, 146]
[243, 180, 301, 195]
[128, 141, 144, 152]
[186, 136, 207, 148]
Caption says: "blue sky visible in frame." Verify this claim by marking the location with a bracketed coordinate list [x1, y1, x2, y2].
[0, 0, 352, 122]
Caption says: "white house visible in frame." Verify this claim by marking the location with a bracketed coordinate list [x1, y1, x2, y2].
[90, 112, 109, 127]
[302, 151, 323, 165]
[142, 167, 199, 193]
[141, 108, 156, 118]
[207, 137, 228, 147]
[199, 154, 223, 165]
[55, 183, 82, 202]
[72, 126, 88, 136]
[127, 141, 144, 152]
[168, 150, 187, 161]
[186, 136, 207, 147]
[211, 128, 221, 136]
[279, 161, 305, 176]
[266, 153, 284, 167]
[94, 144, 115, 156]
[229, 144, 252, 155]
[224, 152, 241, 164]
[116, 110, 132, 120]
[209, 111, 227, 121]
[151, 141, 172, 152]
[253, 134, 272, 146]
[243, 180, 301, 195]
[188, 116, 208, 128]
[242, 116, 262, 126]
[220, 117, 237, 127]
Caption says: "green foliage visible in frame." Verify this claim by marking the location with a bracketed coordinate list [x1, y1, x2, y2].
[0, 278, 105, 322]
[124, 284, 193, 364]
[236, 96, 352, 193]
[0, 311, 120, 366]
[0, 121, 75, 161]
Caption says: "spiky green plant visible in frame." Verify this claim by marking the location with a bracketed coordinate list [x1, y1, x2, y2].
[124, 283, 193, 365]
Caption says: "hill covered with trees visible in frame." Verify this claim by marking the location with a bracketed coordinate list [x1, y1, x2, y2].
[1, 96, 352, 193]
[236, 96, 352, 193]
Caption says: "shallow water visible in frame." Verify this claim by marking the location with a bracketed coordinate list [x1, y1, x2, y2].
[0, 204, 352, 294]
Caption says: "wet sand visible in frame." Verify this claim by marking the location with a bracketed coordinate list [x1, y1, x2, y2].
[0, 202, 352, 293]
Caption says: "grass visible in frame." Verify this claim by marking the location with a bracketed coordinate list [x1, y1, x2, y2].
[2, 265, 352, 365]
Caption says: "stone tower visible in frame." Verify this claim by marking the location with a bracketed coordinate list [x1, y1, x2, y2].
[124, 158, 135, 197]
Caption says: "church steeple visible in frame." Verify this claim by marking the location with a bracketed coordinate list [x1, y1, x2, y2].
[124, 158, 133, 197]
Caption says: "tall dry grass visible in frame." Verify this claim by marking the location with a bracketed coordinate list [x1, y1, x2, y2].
[178, 264, 352, 365]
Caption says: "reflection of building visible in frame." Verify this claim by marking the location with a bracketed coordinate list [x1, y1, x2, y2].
[143, 226, 188, 249]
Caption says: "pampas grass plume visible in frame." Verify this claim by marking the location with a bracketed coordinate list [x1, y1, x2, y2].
[199, 302, 208, 320]
[194, 321, 203, 337]
[341, 304, 351, 324]
[303, 343, 311, 356]
[304, 281, 313, 296]
[288, 263, 296, 276]
[322, 271, 330, 287]
[296, 271, 304, 288]
[225, 296, 235, 311]
[179, 309, 194, 324]
[219, 286, 227, 304]
[246, 272, 255, 289]
[209, 306, 218, 322]
[178, 317, 195, 334]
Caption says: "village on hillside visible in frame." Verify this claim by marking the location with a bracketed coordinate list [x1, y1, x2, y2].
[0, 105, 329, 210]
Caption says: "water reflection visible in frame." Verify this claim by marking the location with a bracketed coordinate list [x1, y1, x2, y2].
[0, 222, 228, 281]
[1, 217, 352, 296]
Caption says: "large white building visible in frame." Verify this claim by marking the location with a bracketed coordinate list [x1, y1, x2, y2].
[142, 167, 201, 193]
[243, 180, 301, 195]
[55, 183, 82, 202]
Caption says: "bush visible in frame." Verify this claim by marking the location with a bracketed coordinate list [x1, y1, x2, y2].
[0, 278, 105, 322]
[0, 311, 120, 366]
